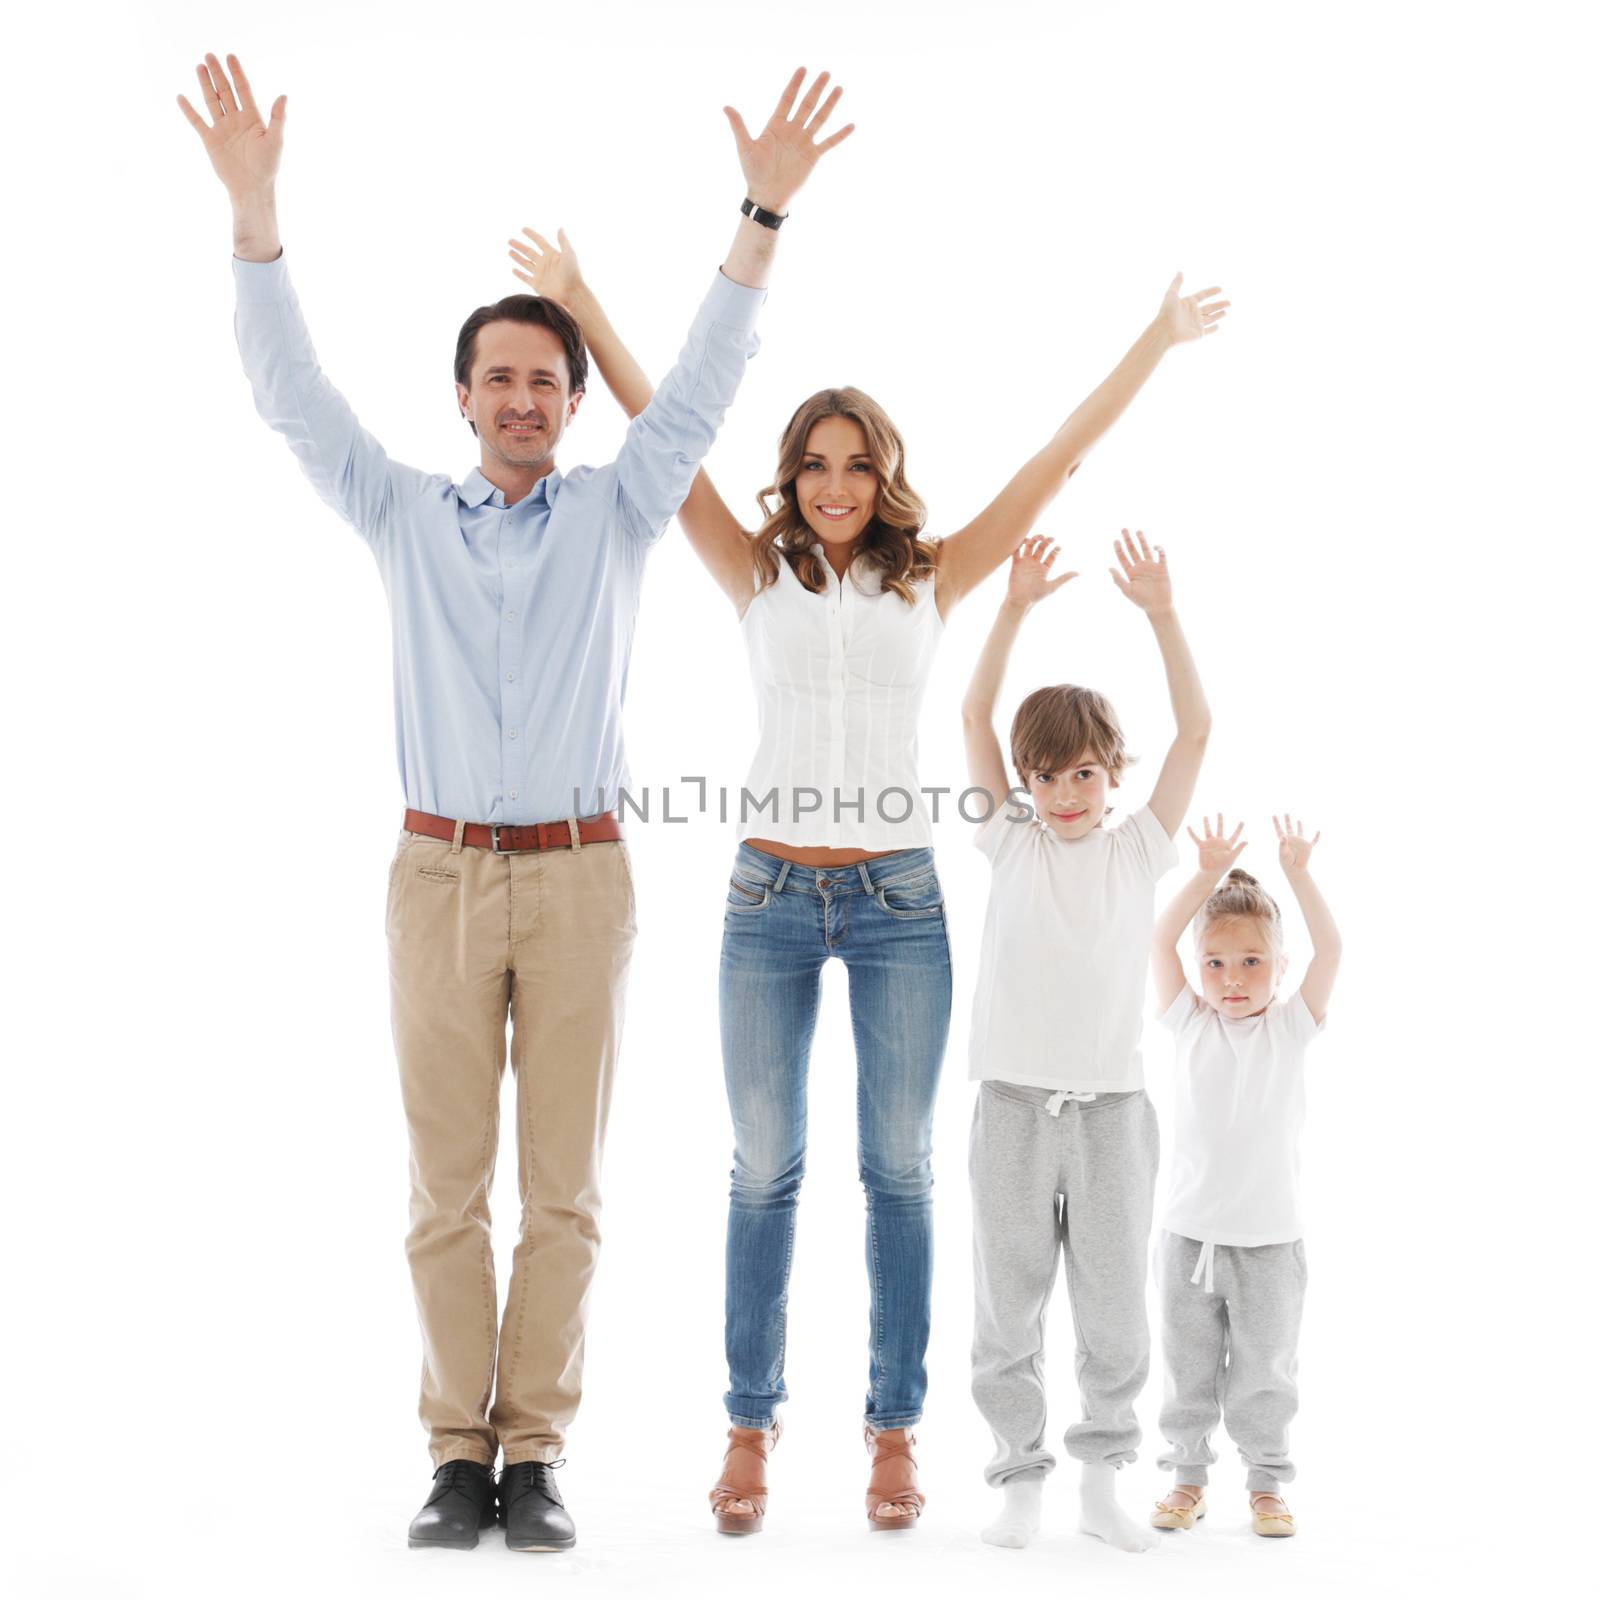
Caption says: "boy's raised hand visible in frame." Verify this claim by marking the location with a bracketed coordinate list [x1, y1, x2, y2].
[1273, 815, 1321, 873]
[508, 228, 584, 307]
[1109, 529, 1172, 613]
[1007, 536, 1077, 608]
[1188, 813, 1246, 876]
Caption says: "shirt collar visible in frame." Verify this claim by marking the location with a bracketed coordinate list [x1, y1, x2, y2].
[456, 466, 563, 510]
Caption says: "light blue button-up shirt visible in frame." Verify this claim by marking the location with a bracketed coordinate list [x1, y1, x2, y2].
[234, 255, 764, 824]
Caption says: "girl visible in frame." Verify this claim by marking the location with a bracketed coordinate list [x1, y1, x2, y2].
[507, 227, 1226, 1532]
[1147, 814, 1341, 1538]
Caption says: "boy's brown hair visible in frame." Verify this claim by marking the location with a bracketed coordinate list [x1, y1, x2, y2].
[1009, 684, 1132, 786]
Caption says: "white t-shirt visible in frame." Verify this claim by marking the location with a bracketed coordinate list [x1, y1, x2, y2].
[968, 802, 1178, 1092]
[1158, 985, 1325, 1246]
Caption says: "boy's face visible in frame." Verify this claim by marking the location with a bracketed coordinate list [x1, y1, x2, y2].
[1197, 917, 1289, 1018]
[1026, 751, 1113, 840]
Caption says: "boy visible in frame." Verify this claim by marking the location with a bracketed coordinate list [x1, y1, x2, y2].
[959, 532, 1209, 1551]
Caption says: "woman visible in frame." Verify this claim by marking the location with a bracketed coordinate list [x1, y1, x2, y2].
[508, 224, 1226, 1532]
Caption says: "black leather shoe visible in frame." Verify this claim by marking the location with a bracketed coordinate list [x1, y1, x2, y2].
[407, 1459, 497, 1550]
[499, 1460, 577, 1551]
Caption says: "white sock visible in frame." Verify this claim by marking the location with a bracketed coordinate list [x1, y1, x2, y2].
[1078, 1462, 1158, 1554]
[981, 1476, 1043, 1549]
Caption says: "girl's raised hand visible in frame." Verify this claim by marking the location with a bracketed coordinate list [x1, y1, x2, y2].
[1006, 536, 1077, 608]
[1273, 814, 1321, 872]
[1187, 813, 1246, 876]
[1109, 529, 1172, 613]
[1158, 273, 1230, 344]
[508, 228, 583, 307]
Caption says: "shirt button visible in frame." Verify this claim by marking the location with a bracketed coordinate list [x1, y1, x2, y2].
[508, 729, 518, 739]
[506, 672, 515, 682]
[506, 610, 517, 621]
[510, 789, 519, 800]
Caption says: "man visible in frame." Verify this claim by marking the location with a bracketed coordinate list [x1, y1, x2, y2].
[178, 51, 851, 1552]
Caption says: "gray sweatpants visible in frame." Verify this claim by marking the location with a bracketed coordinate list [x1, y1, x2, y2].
[969, 1082, 1159, 1485]
[1155, 1230, 1307, 1492]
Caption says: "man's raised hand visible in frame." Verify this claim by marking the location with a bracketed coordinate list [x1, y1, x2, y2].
[177, 53, 285, 200]
[724, 68, 854, 215]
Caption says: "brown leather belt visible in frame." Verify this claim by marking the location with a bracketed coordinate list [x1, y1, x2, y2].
[403, 808, 624, 854]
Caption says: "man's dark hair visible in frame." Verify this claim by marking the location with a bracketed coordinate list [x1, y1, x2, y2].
[453, 295, 588, 422]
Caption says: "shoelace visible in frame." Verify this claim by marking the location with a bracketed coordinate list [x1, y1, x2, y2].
[501, 1459, 566, 1505]
[432, 1460, 490, 1499]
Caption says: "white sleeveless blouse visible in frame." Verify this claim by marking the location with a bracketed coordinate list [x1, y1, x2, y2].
[738, 544, 945, 849]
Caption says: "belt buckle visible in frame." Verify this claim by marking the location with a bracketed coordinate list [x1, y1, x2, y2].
[490, 825, 513, 854]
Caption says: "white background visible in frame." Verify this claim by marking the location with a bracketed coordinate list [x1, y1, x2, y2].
[5, 2, 1595, 1595]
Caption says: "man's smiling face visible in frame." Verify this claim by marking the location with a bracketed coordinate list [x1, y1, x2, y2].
[456, 320, 583, 472]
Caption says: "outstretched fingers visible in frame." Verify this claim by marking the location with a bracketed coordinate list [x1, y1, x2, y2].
[205, 53, 239, 115]
[791, 70, 830, 128]
[227, 53, 261, 120]
[769, 66, 806, 125]
[196, 58, 224, 119]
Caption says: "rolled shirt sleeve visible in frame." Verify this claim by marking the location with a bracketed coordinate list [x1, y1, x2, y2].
[612, 270, 766, 544]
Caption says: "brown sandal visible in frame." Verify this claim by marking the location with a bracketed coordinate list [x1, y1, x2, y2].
[864, 1427, 925, 1532]
[709, 1422, 780, 1535]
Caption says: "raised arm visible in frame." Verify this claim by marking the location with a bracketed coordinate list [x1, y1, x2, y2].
[179, 52, 424, 543]
[1152, 814, 1247, 1010]
[961, 538, 1077, 820]
[519, 70, 853, 559]
[177, 51, 284, 262]
[934, 275, 1229, 617]
[1275, 817, 1341, 1024]
[1110, 532, 1211, 836]
[508, 229, 755, 610]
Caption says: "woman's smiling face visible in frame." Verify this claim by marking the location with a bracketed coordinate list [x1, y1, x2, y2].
[792, 414, 879, 549]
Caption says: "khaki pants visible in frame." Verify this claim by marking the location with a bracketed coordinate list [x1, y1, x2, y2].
[386, 826, 637, 1468]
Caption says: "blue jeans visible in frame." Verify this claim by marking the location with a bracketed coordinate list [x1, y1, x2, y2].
[719, 843, 952, 1431]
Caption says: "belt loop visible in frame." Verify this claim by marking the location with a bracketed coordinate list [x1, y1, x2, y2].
[773, 860, 793, 894]
[856, 860, 874, 893]
[568, 817, 582, 851]
[450, 819, 465, 855]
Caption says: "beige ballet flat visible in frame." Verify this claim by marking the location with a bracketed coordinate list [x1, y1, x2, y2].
[1151, 1486, 1207, 1530]
[1250, 1491, 1296, 1537]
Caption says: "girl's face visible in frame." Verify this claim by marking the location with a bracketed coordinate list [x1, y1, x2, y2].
[793, 415, 879, 550]
[1027, 752, 1112, 840]
[1197, 916, 1289, 1018]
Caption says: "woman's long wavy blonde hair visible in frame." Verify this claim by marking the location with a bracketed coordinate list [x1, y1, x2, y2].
[752, 388, 938, 604]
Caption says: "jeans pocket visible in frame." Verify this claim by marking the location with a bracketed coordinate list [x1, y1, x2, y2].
[726, 870, 773, 914]
[874, 870, 943, 919]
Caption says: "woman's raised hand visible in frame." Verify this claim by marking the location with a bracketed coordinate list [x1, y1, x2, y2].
[1187, 813, 1247, 876]
[1006, 536, 1077, 608]
[1158, 273, 1229, 345]
[724, 68, 855, 214]
[1109, 529, 1173, 613]
[177, 52, 285, 198]
[508, 228, 584, 308]
[1273, 815, 1321, 873]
